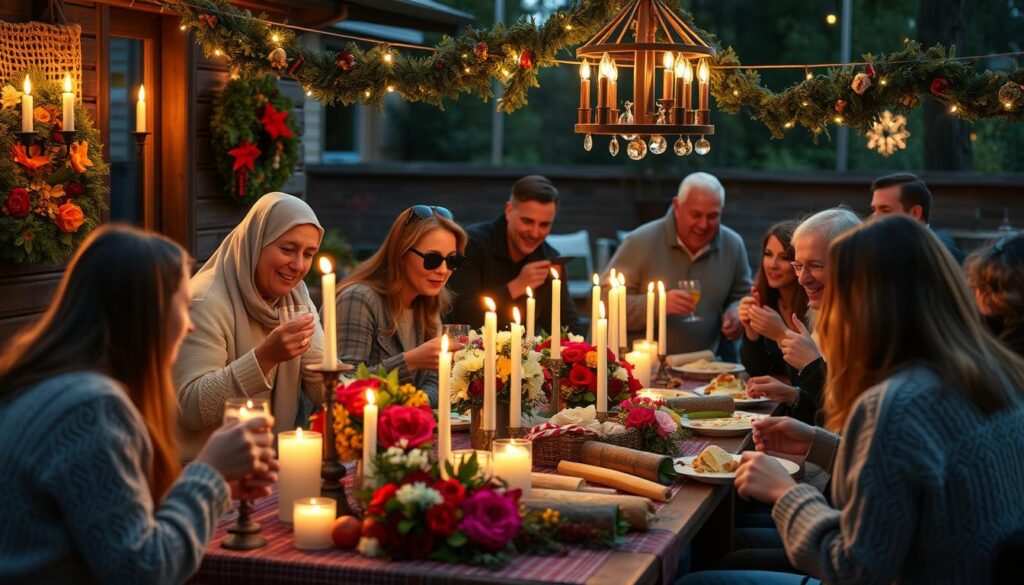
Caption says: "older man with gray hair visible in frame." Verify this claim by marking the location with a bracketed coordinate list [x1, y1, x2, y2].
[605, 172, 752, 356]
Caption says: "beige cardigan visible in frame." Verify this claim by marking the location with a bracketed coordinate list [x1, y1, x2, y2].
[174, 270, 325, 461]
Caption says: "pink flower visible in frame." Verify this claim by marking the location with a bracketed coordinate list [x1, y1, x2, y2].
[459, 488, 522, 552]
[378, 405, 435, 449]
[626, 406, 656, 429]
[851, 72, 872, 95]
[336, 378, 379, 417]
[654, 410, 678, 437]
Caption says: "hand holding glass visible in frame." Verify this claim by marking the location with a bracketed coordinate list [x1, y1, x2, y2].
[677, 279, 702, 322]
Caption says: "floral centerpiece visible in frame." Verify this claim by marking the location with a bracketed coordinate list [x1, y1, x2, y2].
[450, 329, 545, 415]
[535, 333, 643, 409]
[617, 396, 686, 456]
[310, 365, 434, 461]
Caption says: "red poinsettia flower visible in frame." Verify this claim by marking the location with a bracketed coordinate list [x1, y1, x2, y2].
[260, 102, 293, 140]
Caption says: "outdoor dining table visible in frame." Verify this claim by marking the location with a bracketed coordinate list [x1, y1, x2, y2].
[191, 379, 775, 585]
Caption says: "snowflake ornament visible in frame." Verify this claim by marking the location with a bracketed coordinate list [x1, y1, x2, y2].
[865, 110, 910, 157]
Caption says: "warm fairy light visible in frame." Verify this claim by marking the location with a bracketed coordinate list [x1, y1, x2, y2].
[383, 51, 394, 64]
[23, 75, 31, 94]
[805, 69, 813, 81]
[801, 101, 809, 107]
[319, 256, 333, 274]
[599, 301, 606, 319]
[246, 399, 254, 409]
[565, 24, 573, 31]
[271, 32, 281, 44]
[138, 84, 146, 102]
[662, 51, 674, 70]
[513, 307, 521, 325]
[526, 286, 533, 299]
[732, 89, 739, 96]
[179, 24, 187, 31]
[697, 59, 709, 83]
[484, 297, 496, 312]
[880, 78, 888, 86]
[950, 105, 959, 113]
[647, 282, 654, 293]
[306, 90, 312, 96]
[1004, 102, 1014, 110]
[833, 115, 843, 123]
[213, 48, 223, 56]
[502, 68, 511, 78]
[364, 90, 371, 97]
[579, 59, 590, 80]
[386, 85, 395, 93]
[64, 74, 72, 93]
[593, 274, 601, 286]
[825, 13, 837, 25]
[441, 334, 449, 354]
[366, 389, 376, 406]
[464, 67, 471, 73]
[550, 267, 560, 279]
[784, 121, 794, 128]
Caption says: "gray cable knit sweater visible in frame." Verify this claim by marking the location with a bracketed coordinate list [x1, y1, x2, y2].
[0, 372, 231, 585]
[773, 365, 1024, 584]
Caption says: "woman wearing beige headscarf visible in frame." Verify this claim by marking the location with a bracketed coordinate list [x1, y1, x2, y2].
[175, 192, 325, 460]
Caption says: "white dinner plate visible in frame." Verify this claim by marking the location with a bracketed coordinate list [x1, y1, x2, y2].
[681, 411, 767, 437]
[671, 361, 746, 378]
[674, 453, 800, 484]
[690, 385, 772, 407]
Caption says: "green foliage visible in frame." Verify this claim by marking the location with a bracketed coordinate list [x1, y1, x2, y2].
[0, 69, 109, 265]
[210, 75, 299, 206]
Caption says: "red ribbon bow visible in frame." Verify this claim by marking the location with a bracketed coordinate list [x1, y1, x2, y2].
[228, 140, 261, 197]
[260, 103, 293, 141]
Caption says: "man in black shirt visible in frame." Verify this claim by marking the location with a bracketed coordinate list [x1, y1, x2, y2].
[869, 173, 966, 264]
[445, 175, 583, 333]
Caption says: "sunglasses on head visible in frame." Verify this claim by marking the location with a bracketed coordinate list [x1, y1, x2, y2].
[410, 248, 465, 271]
[404, 205, 454, 226]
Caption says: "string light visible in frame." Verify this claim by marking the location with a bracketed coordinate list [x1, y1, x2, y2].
[364, 90, 371, 98]
[179, 24, 187, 31]
[880, 78, 888, 86]
[1005, 101, 1014, 110]
[805, 67, 812, 80]
[213, 48, 223, 56]
[949, 104, 959, 113]
[271, 32, 280, 44]
[732, 89, 739, 96]
[306, 89, 312, 96]
[833, 115, 844, 124]
[801, 101, 809, 107]
[783, 121, 794, 128]
[464, 67, 471, 73]
[826, 14, 837, 25]
[383, 51, 394, 64]
[387, 85, 395, 93]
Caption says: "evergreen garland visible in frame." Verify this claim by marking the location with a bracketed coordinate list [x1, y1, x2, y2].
[210, 75, 299, 206]
[168, 0, 1024, 141]
[0, 69, 108, 265]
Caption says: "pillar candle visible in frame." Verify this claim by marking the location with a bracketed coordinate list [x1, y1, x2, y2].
[362, 390, 378, 483]
[617, 273, 627, 350]
[492, 439, 532, 498]
[698, 59, 709, 111]
[525, 287, 536, 341]
[483, 297, 497, 430]
[607, 273, 619, 359]
[448, 449, 493, 481]
[509, 308, 522, 428]
[293, 497, 336, 550]
[136, 85, 146, 133]
[319, 258, 337, 368]
[645, 282, 655, 343]
[277, 428, 322, 522]
[658, 281, 667, 355]
[21, 75, 33, 132]
[596, 302, 608, 413]
[625, 350, 652, 389]
[437, 335, 452, 467]
[579, 60, 590, 110]
[662, 51, 674, 101]
[62, 74, 75, 132]
[590, 274, 600, 344]
[549, 268, 561, 360]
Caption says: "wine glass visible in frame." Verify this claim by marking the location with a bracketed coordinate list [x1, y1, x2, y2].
[221, 397, 271, 550]
[442, 324, 471, 345]
[677, 279, 702, 322]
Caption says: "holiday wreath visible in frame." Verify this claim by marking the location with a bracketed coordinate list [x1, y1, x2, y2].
[0, 70, 108, 265]
[210, 75, 299, 206]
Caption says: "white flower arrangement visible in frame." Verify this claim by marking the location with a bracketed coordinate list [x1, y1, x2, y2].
[395, 482, 444, 508]
[450, 326, 546, 414]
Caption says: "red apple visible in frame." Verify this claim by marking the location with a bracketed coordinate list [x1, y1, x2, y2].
[332, 515, 361, 549]
[361, 516, 386, 542]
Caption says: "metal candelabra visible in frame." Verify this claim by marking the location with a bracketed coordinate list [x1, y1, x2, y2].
[307, 362, 355, 518]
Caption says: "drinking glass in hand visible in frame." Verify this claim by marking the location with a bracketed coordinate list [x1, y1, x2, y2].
[677, 279, 702, 322]
[278, 304, 311, 325]
[442, 324, 471, 345]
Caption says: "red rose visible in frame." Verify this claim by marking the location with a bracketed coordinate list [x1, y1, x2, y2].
[468, 379, 484, 397]
[65, 181, 84, 197]
[626, 406, 656, 429]
[930, 78, 950, 96]
[567, 363, 595, 388]
[433, 478, 466, 507]
[426, 503, 457, 536]
[628, 374, 643, 393]
[560, 343, 588, 364]
[607, 349, 617, 363]
[378, 404, 435, 449]
[534, 338, 552, 351]
[55, 202, 84, 233]
[308, 410, 324, 434]
[368, 483, 398, 516]
[336, 378, 379, 417]
[5, 188, 30, 219]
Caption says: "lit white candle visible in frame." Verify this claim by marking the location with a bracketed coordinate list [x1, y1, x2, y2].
[617, 272, 627, 350]
[525, 286, 536, 341]
[319, 258, 337, 368]
[607, 273, 619, 359]
[590, 273, 600, 344]
[625, 350, 652, 389]
[646, 282, 655, 343]
[483, 297, 497, 431]
[448, 449, 493, 481]
[21, 75, 33, 133]
[277, 428, 322, 523]
[658, 281, 667, 356]
[293, 497, 336, 550]
[62, 74, 75, 132]
[608, 58, 618, 110]
[550, 268, 561, 360]
[662, 51, 675, 101]
[698, 59, 710, 112]
[510, 308, 522, 428]
[633, 339, 658, 382]
[492, 439, 532, 497]
[136, 85, 146, 133]
[438, 335, 452, 467]
[362, 390, 378, 484]
[596, 302, 608, 413]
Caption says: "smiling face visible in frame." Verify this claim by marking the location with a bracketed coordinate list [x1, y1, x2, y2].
[504, 199, 556, 261]
[164, 263, 194, 368]
[762, 235, 797, 290]
[673, 188, 722, 253]
[793, 231, 830, 309]
[403, 227, 458, 301]
[254, 223, 321, 300]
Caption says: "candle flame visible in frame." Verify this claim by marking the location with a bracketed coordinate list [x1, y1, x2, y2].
[311, 498, 317, 505]
[319, 256, 333, 274]
[648, 282, 654, 293]
[599, 52, 612, 79]
[138, 85, 145, 102]
[525, 286, 533, 299]
[550, 267, 560, 279]
[23, 75, 31, 94]
[441, 334, 449, 353]
[618, 273, 625, 286]
[246, 399, 254, 408]
[698, 59, 709, 83]
[296, 427, 305, 440]
[673, 54, 686, 79]
[513, 306, 521, 325]
[663, 50, 674, 70]
[599, 301, 606, 319]
[239, 406, 249, 418]
[579, 59, 590, 80]
[64, 74, 72, 93]
[592, 273, 600, 286]
[608, 59, 618, 82]
[608, 273, 617, 287]
[658, 280, 666, 293]
[610, 267, 617, 280]
[484, 297, 496, 311]
[366, 389, 376, 405]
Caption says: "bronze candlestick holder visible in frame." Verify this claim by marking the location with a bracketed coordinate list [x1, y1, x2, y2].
[307, 362, 355, 518]
[549, 357, 563, 417]
[654, 353, 670, 386]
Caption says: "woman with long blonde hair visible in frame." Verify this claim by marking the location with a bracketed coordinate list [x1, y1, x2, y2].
[336, 205, 468, 406]
[682, 216, 1024, 585]
[0, 226, 276, 585]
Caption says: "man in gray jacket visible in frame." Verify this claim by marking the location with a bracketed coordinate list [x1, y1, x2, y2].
[605, 172, 751, 355]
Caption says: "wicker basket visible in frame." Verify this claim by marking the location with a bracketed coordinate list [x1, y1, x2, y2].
[530, 427, 642, 467]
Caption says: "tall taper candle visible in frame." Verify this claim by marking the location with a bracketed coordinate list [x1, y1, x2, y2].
[319, 257, 337, 368]
[698, 59, 709, 111]
[525, 286, 536, 341]
[438, 335, 452, 466]
[136, 85, 146, 133]
[590, 273, 600, 344]
[662, 51, 674, 101]
[62, 74, 75, 132]
[510, 308, 523, 428]
[596, 302, 608, 413]
[658, 281, 667, 355]
[362, 390, 378, 484]
[597, 52, 612, 109]
[21, 76, 33, 132]
[607, 273, 619, 358]
[579, 59, 591, 110]
[550, 268, 561, 360]
[646, 282, 655, 343]
[608, 59, 618, 110]
[483, 297, 497, 430]
[617, 272, 627, 349]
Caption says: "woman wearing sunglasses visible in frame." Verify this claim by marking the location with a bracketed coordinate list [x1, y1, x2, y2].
[335, 205, 468, 407]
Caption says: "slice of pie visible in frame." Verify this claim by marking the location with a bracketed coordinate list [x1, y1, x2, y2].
[703, 373, 747, 398]
[691, 445, 738, 473]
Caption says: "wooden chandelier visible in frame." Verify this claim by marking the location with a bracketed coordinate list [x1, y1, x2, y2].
[575, 0, 716, 157]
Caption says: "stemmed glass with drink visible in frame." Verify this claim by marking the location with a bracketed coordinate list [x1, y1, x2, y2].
[677, 279, 702, 322]
[221, 397, 272, 550]
[442, 324, 471, 345]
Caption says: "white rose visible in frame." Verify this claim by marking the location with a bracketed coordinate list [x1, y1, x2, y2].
[550, 404, 596, 427]
[613, 367, 628, 382]
[358, 537, 383, 557]
[568, 333, 584, 343]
